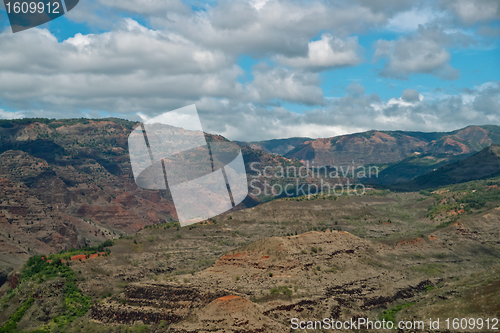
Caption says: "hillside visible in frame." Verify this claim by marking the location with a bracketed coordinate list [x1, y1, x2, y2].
[1, 119, 500, 278]
[236, 137, 311, 155]
[0, 118, 298, 279]
[283, 125, 500, 166]
[369, 152, 472, 185]
[2, 179, 500, 332]
[393, 144, 500, 191]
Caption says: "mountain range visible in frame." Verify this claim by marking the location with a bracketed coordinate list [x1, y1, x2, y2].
[1, 118, 500, 332]
[1, 118, 500, 281]
[240, 125, 500, 166]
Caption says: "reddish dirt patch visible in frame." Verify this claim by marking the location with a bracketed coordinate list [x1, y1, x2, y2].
[396, 238, 424, 247]
[215, 295, 241, 302]
[71, 254, 87, 261]
[429, 235, 437, 240]
[70, 252, 105, 261]
[210, 295, 253, 313]
[219, 252, 247, 260]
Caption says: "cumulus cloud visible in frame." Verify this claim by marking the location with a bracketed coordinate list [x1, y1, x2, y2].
[276, 34, 362, 71]
[96, 0, 189, 15]
[153, 0, 386, 58]
[194, 82, 500, 141]
[0, 109, 25, 119]
[386, 7, 445, 32]
[401, 89, 421, 102]
[373, 27, 474, 80]
[355, 0, 418, 14]
[0, 0, 497, 143]
[0, 20, 232, 76]
[442, 0, 500, 25]
[0, 22, 244, 113]
[65, 0, 190, 28]
[246, 66, 325, 106]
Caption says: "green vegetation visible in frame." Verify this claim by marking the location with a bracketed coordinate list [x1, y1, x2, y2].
[0, 297, 34, 333]
[381, 302, 415, 324]
[1, 257, 91, 332]
[270, 285, 293, 297]
[413, 263, 445, 276]
[425, 284, 438, 292]
[424, 177, 500, 223]
[376, 153, 467, 185]
[47, 240, 113, 261]
[0, 240, 115, 332]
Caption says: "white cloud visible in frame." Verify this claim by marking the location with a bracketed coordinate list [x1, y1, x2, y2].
[374, 27, 464, 80]
[250, 0, 270, 11]
[442, 0, 500, 25]
[276, 34, 362, 71]
[192, 82, 500, 141]
[246, 66, 325, 105]
[0, 23, 244, 113]
[0, 0, 497, 143]
[96, 0, 189, 15]
[153, 0, 386, 58]
[0, 109, 25, 119]
[386, 7, 445, 32]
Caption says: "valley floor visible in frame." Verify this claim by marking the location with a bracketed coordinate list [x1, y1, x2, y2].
[2, 186, 500, 332]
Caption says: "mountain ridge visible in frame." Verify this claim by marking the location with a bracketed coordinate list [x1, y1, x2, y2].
[391, 144, 500, 191]
[282, 125, 500, 165]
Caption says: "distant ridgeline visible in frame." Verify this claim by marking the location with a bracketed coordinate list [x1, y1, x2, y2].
[0, 117, 137, 129]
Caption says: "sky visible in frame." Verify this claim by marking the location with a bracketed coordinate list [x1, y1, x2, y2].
[0, 0, 499, 141]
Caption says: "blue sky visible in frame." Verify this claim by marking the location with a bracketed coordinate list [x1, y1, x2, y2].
[0, 0, 499, 141]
